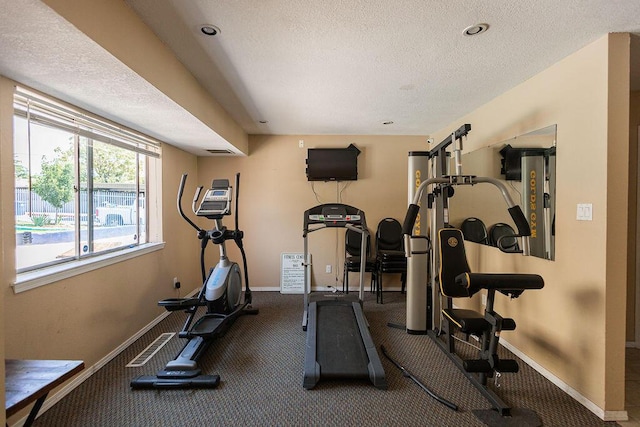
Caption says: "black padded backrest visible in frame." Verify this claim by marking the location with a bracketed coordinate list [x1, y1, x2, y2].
[376, 218, 403, 251]
[438, 228, 471, 298]
[345, 228, 370, 257]
[489, 223, 519, 251]
[460, 217, 488, 244]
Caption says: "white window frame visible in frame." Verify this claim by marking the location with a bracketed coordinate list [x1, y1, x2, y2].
[12, 86, 163, 293]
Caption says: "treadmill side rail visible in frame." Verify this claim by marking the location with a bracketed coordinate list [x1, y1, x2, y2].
[351, 302, 388, 390]
[303, 302, 321, 389]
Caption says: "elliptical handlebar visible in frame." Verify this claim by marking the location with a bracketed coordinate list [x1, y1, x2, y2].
[177, 174, 203, 233]
[192, 186, 203, 216]
[234, 173, 240, 231]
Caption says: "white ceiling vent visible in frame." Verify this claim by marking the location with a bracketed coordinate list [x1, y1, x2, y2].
[206, 149, 235, 155]
[126, 332, 175, 367]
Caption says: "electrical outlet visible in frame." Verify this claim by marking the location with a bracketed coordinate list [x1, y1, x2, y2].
[173, 277, 181, 289]
[325, 265, 332, 274]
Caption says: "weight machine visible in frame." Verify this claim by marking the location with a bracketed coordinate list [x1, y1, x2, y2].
[401, 125, 545, 425]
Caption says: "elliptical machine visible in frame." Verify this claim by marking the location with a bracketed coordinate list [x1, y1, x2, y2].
[131, 173, 258, 389]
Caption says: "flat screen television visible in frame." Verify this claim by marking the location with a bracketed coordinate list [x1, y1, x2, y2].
[306, 147, 359, 181]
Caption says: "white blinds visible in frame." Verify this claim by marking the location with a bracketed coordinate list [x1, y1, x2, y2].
[13, 87, 162, 158]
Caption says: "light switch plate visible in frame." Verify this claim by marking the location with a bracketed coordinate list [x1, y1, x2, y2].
[577, 203, 593, 221]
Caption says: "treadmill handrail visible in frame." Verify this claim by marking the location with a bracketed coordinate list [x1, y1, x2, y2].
[302, 205, 369, 329]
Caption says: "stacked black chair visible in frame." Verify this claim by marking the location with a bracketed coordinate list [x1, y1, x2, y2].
[488, 222, 520, 252]
[343, 227, 377, 293]
[460, 217, 488, 244]
[374, 218, 406, 304]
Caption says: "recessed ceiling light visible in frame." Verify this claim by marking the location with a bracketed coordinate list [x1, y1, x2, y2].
[200, 25, 220, 36]
[383, 121, 394, 125]
[462, 23, 489, 36]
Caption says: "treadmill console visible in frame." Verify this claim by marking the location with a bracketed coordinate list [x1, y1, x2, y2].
[304, 204, 366, 229]
[196, 179, 232, 219]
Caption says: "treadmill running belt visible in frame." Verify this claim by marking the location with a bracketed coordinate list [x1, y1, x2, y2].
[316, 303, 370, 378]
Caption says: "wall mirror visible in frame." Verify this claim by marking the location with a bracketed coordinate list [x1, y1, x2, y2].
[450, 125, 557, 260]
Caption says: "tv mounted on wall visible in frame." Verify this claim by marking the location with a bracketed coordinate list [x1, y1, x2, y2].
[306, 144, 360, 181]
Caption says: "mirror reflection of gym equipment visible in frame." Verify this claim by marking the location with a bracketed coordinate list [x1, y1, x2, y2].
[400, 125, 545, 426]
[452, 125, 557, 260]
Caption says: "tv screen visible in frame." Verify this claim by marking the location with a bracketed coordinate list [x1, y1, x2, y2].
[306, 148, 359, 181]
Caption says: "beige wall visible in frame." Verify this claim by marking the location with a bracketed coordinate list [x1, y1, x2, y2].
[428, 34, 629, 413]
[197, 135, 425, 290]
[604, 33, 630, 409]
[0, 74, 11, 427]
[630, 90, 640, 342]
[2, 145, 203, 359]
[0, 75, 204, 422]
[2, 142, 202, 360]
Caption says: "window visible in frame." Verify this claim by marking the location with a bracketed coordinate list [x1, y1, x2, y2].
[13, 87, 161, 273]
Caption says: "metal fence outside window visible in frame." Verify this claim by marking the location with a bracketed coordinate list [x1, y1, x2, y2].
[15, 187, 140, 220]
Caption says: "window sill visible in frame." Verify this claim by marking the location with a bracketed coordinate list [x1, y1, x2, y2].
[12, 242, 165, 294]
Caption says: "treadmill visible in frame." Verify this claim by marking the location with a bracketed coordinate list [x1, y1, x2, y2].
[302, 204, 387, 390]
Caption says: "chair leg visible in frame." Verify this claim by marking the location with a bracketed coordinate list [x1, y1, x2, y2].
[377, 271, 383, 304]
[343, 265, 349, 293]
[370, 270, 377, 297]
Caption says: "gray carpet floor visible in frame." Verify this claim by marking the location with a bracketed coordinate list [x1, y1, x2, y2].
[32, 291, 617, 426]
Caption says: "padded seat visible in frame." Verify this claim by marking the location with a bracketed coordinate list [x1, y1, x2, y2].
[434, 227, 544, 415]
[488, 223, 520, 252]
[461, 217, 488, 244]
[455, 272, 544, 299]
[437, 228, 543, 373]
[442, 308, 490, 335]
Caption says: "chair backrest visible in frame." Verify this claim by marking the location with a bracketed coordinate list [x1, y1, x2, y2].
[488, 223, 519, 252]
[438, 228, 471, 298]
[376, 218, 403, 252]
[345, 227, 370, 258]
[460, 217, 488, 244]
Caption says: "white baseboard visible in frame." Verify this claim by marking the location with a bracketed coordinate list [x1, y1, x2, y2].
[500, 338, 628, 422]
[261, 287, 284, 292]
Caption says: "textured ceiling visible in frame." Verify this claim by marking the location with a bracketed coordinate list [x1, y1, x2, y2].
[124, 0, 640, 137]
[1, 1, 640, 156]
[0, 0, 233, 156]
